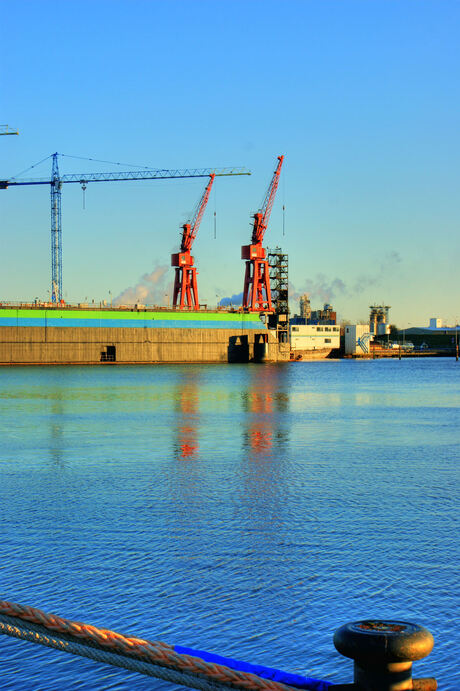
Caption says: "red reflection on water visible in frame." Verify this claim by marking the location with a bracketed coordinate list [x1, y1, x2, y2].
[176, 387, 198, 459]
[247, 391, 273, 453]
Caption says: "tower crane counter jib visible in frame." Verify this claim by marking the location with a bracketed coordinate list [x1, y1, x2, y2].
[241, 155, 284, 312]
[171, 174, 215, 310]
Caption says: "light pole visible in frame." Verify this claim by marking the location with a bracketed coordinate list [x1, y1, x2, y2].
[456, 317, 458, 361]
[399, 323, 410, 359]
[403, 323, 411, 348]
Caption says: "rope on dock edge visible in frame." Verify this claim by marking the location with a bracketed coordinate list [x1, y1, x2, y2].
[0, 601, 330, 691]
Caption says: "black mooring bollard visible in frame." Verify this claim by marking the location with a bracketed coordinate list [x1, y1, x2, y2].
[331, 619, 436, 691]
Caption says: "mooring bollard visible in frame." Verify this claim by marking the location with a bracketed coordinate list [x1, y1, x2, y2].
[330, 619, 436, 691]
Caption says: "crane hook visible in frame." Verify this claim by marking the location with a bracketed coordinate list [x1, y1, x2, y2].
[80, 180, 87, 210]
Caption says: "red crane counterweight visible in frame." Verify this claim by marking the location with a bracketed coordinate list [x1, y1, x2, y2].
[171, 174, 215, 309]
[241, 155, 284, 311]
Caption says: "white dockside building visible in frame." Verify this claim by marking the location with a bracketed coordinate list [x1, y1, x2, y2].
[290, 324, 340, 351]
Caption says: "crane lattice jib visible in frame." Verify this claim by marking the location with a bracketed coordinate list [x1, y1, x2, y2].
[0, 125, 19, 136]
[252, 155, 284, 245]
[182, 174, 215, 252]
[1, 167, 248, 187]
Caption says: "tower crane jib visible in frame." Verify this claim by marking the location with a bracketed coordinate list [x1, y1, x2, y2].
[0, 125, 19, 136]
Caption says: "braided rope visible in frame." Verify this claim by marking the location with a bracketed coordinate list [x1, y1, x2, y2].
[0, 601, 297, 691]
[0, 615, 241, 691]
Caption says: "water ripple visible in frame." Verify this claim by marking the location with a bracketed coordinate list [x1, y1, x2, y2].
[0, 360, 458, 689]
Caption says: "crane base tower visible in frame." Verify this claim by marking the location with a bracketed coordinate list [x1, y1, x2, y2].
[241, 238, 272, 311]
[171, 250, 199, 309]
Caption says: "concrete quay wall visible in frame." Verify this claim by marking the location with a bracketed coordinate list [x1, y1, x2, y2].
[0, 326, 286, 364]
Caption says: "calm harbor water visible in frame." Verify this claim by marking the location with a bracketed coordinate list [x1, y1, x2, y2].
[0, 359, 458, 690]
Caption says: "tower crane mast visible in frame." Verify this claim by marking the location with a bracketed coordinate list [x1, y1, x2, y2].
[241, 155, 283, 311]
[1, 155, 249, 304]
[50, 154, 62, 304]
[171, 174, 215, 309]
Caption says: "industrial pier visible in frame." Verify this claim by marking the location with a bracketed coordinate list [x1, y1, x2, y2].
[0, 153, 294, 365]
[0, 304, 288, 365]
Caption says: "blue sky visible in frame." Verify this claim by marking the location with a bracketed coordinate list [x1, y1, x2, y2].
[1, 0, 459, 326]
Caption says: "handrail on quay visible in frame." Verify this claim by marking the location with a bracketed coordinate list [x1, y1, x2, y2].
[0, 601, 437, 691]
[0, 301, 244, 313]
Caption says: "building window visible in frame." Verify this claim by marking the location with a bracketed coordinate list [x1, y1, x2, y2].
[325, 338, 331, 343]
[292, 327, 299, 332]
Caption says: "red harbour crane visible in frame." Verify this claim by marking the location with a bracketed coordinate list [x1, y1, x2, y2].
[241, 155, 284, 311]
[171, 174, 215, 309]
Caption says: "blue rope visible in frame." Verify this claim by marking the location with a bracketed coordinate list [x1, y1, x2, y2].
[175, 646, 331, 691]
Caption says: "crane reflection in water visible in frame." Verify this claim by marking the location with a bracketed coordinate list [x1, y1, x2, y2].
[241, 364, 289, 457]
[173, 370, 200, 461]
[49, 393, 65, 468]
[171, 364, 290, 462]
[239, 364, 291, 538]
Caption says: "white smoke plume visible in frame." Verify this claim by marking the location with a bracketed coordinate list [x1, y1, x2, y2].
[289, 274, 347, 304]
[219, 292, 244, 307]
[352, 250, 402, 293]
[290, 251, 403, 305]
[114, 266, 173, 306]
